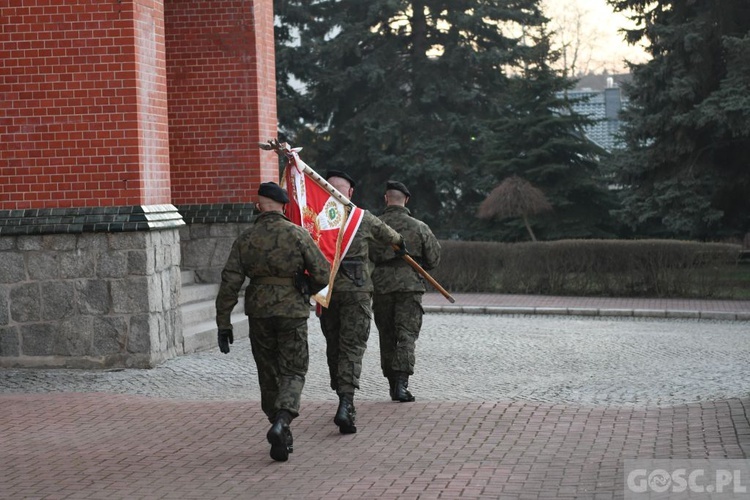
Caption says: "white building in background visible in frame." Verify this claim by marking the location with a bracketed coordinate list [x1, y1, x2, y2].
[560, 74, 630, 152]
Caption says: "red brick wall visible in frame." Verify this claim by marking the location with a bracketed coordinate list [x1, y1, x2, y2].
[0, 0, 172, 210]
[134, 0, 172, 205]
[165, 0, 278, 205]
[1, 0, 276, 211]
[252, 0, 278, 185]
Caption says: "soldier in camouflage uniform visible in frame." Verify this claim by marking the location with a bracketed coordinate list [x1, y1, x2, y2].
[215, 182, 330, 462]
[320, 171, 405, 434]
[371, 180, 441, 402]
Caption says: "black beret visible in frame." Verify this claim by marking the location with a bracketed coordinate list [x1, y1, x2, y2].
[257, 182, 289, 204]
[325, 170, 356, 188]
[385, 180, 411, 197]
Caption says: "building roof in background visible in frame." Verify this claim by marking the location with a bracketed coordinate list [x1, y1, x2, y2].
[558, 73, 631, 152]
[573, 72, 631, 92]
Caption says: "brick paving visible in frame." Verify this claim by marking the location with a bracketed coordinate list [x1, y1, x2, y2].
[2, 394, 749, 499]
[2, 294, 750, 499]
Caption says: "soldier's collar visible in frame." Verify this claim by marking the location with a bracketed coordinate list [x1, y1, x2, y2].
[385, 205, 410, 214]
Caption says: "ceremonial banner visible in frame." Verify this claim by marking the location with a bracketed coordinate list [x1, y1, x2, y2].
[261, 138, 454, 304]
[282, 150, 364, 307]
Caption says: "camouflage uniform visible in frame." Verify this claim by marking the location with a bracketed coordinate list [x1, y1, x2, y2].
[319, 210, 402, 396]
[371, 205, 441, 397]
[216, 210, 330, 421]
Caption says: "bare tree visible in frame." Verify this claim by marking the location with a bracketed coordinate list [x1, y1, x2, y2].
[477, 175, 553, 241]
[542, 0, 649, 77]
[543, 0, 607, 78]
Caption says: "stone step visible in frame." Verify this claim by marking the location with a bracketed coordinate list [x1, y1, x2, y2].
[181, 297, 245, 326]
[181, 269, 195, 286]
[180, 282, 219, 305]
[183, 312, 248, 354]
[180, 279, 249, 354]
[182, 299, 214, 327]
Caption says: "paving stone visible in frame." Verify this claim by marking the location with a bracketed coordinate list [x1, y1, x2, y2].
[2, 295, 750, 499]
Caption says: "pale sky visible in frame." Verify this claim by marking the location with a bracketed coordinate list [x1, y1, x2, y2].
[542, 0, 649, 75]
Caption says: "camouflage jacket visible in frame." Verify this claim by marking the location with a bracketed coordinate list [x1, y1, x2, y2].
[371, 206, 441, 294]
[332, 210, 402, 293]
[215, 211, 330, 326]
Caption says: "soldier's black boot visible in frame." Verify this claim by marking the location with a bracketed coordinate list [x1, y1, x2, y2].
[286, 425, 294, 453]
[387, 375, 397, 401]
[333, 393, 357, 434]
[267, 410, 293, 461]
[394, 372, 415, 402]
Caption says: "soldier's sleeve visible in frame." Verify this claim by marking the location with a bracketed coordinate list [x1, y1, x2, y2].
[301, 232, 331, 294]
[369, 216, 390, 264]
[421, 225, 442, 271]
[215, 239, 246, 330]
[367, 211, 402, 247]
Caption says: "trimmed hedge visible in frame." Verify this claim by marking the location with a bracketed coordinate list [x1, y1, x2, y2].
[430, 239, 743, 298]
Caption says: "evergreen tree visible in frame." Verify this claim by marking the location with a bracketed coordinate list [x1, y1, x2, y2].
[276, 0, 549, 236]
[606, 0, 750, 239]
[274, 0, 326, 150]
[475, 28, 617, 240]
[275, 0, 619, 240]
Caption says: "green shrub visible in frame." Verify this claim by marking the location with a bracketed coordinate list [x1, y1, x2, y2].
[430, 239, 743, 298]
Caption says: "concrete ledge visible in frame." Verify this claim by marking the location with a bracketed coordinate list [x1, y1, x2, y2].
[700, 311, 738, 321]
[459, 306, 487, 314]
[567, 308, 599, 316]
[599, 309, 634, 317]
[535, 307, 568, 315]
[666, 310, 700, 319]
[423, 305, 750, 321]
[486, 307, 537, 315]
[633, 309, 668, 318]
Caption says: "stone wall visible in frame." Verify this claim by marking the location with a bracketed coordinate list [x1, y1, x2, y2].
[0, 229, 182, 369]
[179, 222, 253, 284]
[177, 203, 256, 283]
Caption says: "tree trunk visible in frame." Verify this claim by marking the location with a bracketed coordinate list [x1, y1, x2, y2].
[522, 213, 537, 241]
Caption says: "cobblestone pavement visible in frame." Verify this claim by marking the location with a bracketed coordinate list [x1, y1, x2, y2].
[2, 305, 750, 499]
[2, 314, 749, 406]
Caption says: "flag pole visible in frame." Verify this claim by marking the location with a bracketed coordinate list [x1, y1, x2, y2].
[260, 139, 455, 304]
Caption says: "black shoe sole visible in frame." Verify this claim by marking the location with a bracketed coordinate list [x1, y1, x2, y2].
[337, 423, 357, 434]
[394, 390, 415, 402]
[334, 414, 357, 434]
[267, 427, 289, 462]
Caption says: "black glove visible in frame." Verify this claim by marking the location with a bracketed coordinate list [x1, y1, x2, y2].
[218, 329, 234, 354]
[294, 271, 312, 300]
[394, 239, 409, 258]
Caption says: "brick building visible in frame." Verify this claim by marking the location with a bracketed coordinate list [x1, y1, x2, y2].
[1, 0, 277, 368]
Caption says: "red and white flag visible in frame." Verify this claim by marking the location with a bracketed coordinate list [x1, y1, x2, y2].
[282, 149, 363, 307]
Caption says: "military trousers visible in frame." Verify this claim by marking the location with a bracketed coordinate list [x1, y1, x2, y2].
[372, 292, 424, 377]
[319, 291, 372, 394]
[248, 316, 309, 421]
